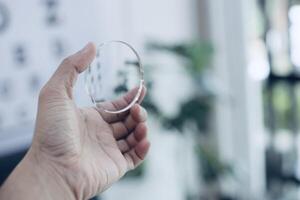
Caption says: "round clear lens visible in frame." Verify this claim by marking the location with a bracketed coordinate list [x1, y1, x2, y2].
[85, 41, 144, 114]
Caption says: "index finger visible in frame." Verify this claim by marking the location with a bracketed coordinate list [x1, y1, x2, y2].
[95, 86, 147, 123]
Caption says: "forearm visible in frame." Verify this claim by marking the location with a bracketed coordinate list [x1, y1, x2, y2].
[0, 150, 76, 200]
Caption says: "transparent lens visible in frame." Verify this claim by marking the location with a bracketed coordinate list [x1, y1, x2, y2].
[85, 41, 144, 114]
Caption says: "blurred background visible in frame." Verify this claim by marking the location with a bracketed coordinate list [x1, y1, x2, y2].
[1, 0, 300, 199]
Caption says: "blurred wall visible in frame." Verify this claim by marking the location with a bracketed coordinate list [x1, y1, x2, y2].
[207, 0, 266, 198]
[0, 1, 200, 200]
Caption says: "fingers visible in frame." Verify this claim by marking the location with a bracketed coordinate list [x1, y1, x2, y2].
[128, 123, 147, 144]
[111, 104, 147, 140]
[98, 86, 147, 123]
[46, 42, 96, 99]
[117, 122, 150, 170]
[124, 139, 150, 169]
[124, 104, 147, 132]
[117, 123, 147, 153]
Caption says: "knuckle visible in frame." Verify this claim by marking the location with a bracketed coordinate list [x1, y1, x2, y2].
[38, 85, 49, 101]
[62, 56, 73, 66]
[61, 56, 81, 73]
[38, 83, 63, 102]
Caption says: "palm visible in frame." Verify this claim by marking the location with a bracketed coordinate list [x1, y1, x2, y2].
[34, 87, 148, 198]
[75, 101, 147, 194]
[32, 43, 149, 199]
[74, 107, 128, 194]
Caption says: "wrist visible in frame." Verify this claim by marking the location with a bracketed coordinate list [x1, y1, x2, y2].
[0, 148, 77, 200]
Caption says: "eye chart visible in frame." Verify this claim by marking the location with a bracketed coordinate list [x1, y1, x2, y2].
[0, 0, 131, 153]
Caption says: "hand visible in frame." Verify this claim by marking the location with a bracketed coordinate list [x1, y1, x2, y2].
[0, 43, 150, 200]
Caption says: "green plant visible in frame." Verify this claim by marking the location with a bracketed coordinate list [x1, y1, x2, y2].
[147, 41, 213, 75]
[195, 144, 232, 183]
[143, 40, 231, 184]
[144, 41, 214, 133]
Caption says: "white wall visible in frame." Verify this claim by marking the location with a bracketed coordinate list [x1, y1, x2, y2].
[208, 0, 266, 199]
[0, 1, 200, 200]
[0, 0, 111, 154]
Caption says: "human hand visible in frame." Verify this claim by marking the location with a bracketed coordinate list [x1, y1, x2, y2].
[0, 43, 150, 200]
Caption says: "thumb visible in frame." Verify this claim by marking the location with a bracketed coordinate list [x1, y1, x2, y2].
[47, 42, 96, 99]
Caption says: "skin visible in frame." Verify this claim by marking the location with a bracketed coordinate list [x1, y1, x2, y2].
[0, 43, 150, 200]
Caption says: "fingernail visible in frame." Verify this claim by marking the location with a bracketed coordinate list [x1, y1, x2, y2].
[78, 43, 91, 54]
[140, 106, 148, 121]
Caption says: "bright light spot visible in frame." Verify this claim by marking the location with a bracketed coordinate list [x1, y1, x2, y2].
[289, 6, 300, 68]
[290, 27, 300, 45]
[289, 5, 300, 25]
[248, 58, 270, 81]
[248, 40, 270, 81]
[292, 51, 300, 67]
